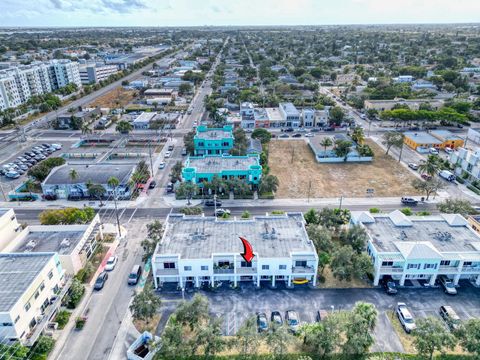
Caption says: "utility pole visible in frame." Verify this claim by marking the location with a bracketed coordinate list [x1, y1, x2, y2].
[307, 180, 312, 203]
[113, 187, 122, 238]
[398, 142, 404, 163]
[148, 140, 154, 178]
[339, 195, 344, 210]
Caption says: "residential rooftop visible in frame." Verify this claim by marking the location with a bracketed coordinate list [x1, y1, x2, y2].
[430, 130, 463, 141]
[0, 253, 55, 312]
[156, 213, 315, 259]
[185, 154, 260, 173]
[12, 228, 87, 255]
[354, 211, 480, 255]
[43, 164, 135, 186]
[280, 102, 300, 116]
[195, 125, 233, 140]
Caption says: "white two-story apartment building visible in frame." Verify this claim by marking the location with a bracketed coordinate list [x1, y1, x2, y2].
[352, 210, 480, 287]
[152, 213, 318, 289]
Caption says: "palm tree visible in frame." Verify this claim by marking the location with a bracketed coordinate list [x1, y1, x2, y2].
[87, 183, 106, 206]
[259, 175, 279, 194]
[418, 155, 442, 177]
[351, 127, 365, 145]
[81, 123, 92, 137]
[69, 169, 78, 183]
[115, 120, 133, 135]
[319, 137, 333, 154]
[352, 302, 378, 331]
[24, 179, 35, 199]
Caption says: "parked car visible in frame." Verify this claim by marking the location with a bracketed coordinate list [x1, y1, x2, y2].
[5, 171, 20, 179]
[256, 313, 269, 333]
[94, 271, 108, 290]
[51, 143, 62, 150]
[292, 133, 302, 138]
[401, 197, 418, 206]
[167, 145, 174, 151]
[310, 128, 321, 133]
[438, 275, 457, 295]
[128, 265, 142, 285]
[439, 170, 456, 182]
[271, 311, 283, 326]
[324, 127, 335, 132]
[205, 199, 222, 207]
[305, 133, 315, 137]
[18, 164, 28, 171]
[439, 305, 461, 331]
[164, 151, 172, 158]
[429, 147, 439, 155]
[279, 134, 290, 138]
[284, 127, 294, 132]
[149, 181, 157, 189]
[215, 208, 230, 217]
[182, 148, 188, 156]
[444, 147, 454, 154]
[382, 276, 398, 295]
[408, 163, 419, 170]
[105, 256, 118, 271]
[396, 302, 416, 333]
[158, 162, 166, 169]
[285, 310, 300, 333]
[421, 173, 432, 180]
[42, 194, 57, 201]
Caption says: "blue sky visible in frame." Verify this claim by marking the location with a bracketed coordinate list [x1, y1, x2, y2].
[1, 0, 480, 27]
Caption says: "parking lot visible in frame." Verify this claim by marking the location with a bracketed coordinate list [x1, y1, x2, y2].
[158, 281, 480, 353]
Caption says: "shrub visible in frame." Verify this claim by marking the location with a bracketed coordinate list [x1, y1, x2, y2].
[54, 310, 71, 329]
[271, 210, 285, 215]
[241, 210, 251, 219]
[416, 211, 431, 216]
[180, 206, 203, 215]
[467, 185, 480, 195]
[400, 207, 413, 216]
[75, 317, 86, 330]
[369, 208, 380, 214]
[456, 177, 465, 184]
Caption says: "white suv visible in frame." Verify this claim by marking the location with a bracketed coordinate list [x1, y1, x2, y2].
[396, 302, 416, 333]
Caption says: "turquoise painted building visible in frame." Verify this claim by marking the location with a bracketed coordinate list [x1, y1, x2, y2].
[182, 154, 262, 185]
[193, 125, 234, 155]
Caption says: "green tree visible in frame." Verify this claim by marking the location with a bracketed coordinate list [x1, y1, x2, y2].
[343, 302, 378, 356]
[33, 335, 55, 357]
[265, 324, 294, 357]
[381, 131, 404, 155]
[413, 317, 457, 360]
[259, 174, 279, 194]
[351, 127, 365, 145]
[251, 128, 272, 144]
[130, 284, 162, 325]
[437, 199, 477, 217]
[175, 294, 209, 331]
[339, 225, 368, 253]
[235, 316, 261, 357]
[69, 168, 78, 184]
[329, 106, 345, 125]
[140, 220, 163, 262]
[301, 314, 342, 357]
[457, 318, 480, 358]
[232, 128, 248, 155]
[241, 210, 251, 219]
[179, 82, 192, 94]
[157, 315, 192, 359]
[197, 317, 227, 357]
[304, 208, 319, 225]
[115, 120, 133, 135]
[306, 224, 333, 253]
[183, 130, 195, 155]
[87, 183, 106, 203]
[170, 161, 183, 183]
[66, 278, 85, 309]
[330, 246, 373, 282]
[411, 178, 445, 200]
[418, 155, 442, 177]
[176, 182, 198, 204]
[334, 140, 352, 161]
[319, 137, 333, 154]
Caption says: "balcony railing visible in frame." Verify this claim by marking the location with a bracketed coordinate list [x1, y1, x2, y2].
[237, 267, 256, 274]
[462, 266, 480, 272]
[292, 266, 315, 274]
[156, 268, 179, 276]
[379, 267, 404, 273]
[213, 268, 234, 274]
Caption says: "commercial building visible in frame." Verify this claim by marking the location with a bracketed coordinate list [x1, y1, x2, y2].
[182, 154, 262, 186]
[352, 210, 480, 287]
[393, 75, 414, 83]
[132, 112, 157, 129]
[152, 213, 318, 289]
[3, 214, 103, 275]
[404, 130, 464, 151]
[193, 125, 234, 155]
[42, 164, 135, 200]
[279, 102, 301, 127]
[79, 64, 119, 84]
[0, 253, 66, 346]
[364, 99, 443, 112]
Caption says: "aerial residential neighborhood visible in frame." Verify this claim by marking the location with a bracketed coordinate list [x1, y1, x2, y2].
[1, 1, 480, 360]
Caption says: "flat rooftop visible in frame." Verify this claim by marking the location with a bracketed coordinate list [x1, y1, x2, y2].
[265, 107, 283, 121]
[195, 129, 233, 140]
[404, 132, 442, 145]
[185, 155, 259, 173]
[13, 229, 86, 255]
[430, 130, 463, 141]
[43, 164, 135, 186]
[362, 214, 480, 253]
[0, 253, 55, 312]
[280, 102, 299, 116]
[157, 213, 316, 259]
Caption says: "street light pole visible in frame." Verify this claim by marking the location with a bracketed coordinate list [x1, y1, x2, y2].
[113, 187, 122, 238]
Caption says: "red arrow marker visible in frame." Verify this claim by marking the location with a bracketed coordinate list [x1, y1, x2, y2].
[239, 236, 255, 263]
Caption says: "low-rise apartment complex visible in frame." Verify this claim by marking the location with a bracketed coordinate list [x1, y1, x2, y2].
[193, 125, 234, 155]
[79, 63, 119, 84]
[352, 210, 480, 287]
[152, 213, 318, 289]
[364, 98, 443, 111]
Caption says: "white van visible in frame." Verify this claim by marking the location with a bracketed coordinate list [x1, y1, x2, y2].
[444, 147, 454, 154]
[439, 170, 455, 182]
[429, 147, 439, 155]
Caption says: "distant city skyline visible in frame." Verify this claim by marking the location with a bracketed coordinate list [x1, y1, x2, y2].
[1, 0, 480, 27]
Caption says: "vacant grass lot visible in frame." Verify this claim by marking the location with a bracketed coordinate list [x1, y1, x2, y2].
[88, 86, 136, 108]
[269, 139, 420, 198]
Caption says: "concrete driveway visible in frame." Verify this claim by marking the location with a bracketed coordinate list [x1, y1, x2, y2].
[158, 281, 480, 353]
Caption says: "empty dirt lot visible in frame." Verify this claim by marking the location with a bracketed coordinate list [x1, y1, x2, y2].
[269, 139, 420, 198]
[88, 86, 136, 108]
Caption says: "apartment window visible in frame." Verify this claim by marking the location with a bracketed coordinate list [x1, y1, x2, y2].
[295, 260, 307, 267]
[382, 261, 393, 267]
[14, 315, 20, 324]
[407, 264, 419, 269]
[34, 291, 40, 300]
[48, 270, 53, 280]
[464, 262, 472, 266]
[39, 282, 45, 292]
[440, 260, 451, 266]
[423, 263, 437, 269]
[241, 261, 252, 268]
[164, 262, 176, 269]
[184, 266, 192, 271]
[262, 265, 269, 270]
[201, 266, 208, 271]
[218, 261, 230, 267]
[24, 302, 31, 312]
[279, 265, 287, 270]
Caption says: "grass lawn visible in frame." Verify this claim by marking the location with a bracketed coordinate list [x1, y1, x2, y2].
[268, 139, 421, 198]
